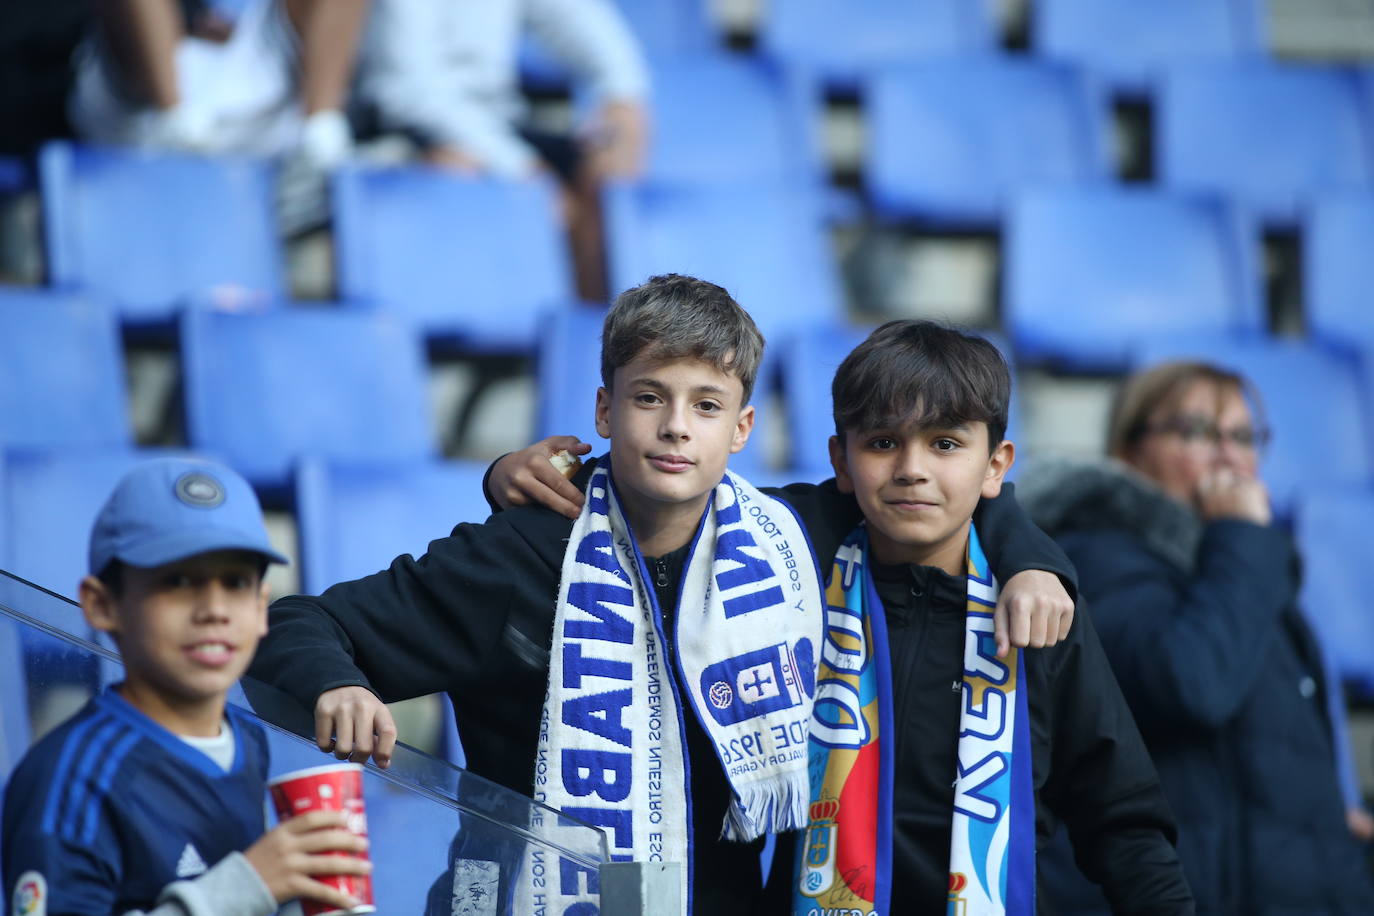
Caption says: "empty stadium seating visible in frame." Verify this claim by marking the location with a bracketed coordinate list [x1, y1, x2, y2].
[294, 457, 492, 595]
[779, 322, 870, 479]
[332, 164, 570, 350]
[864, 59, 1109, 224]
[40, 142, 282, 323]
[1156, 63, 1373, 224]
[1033, 0, 1265, 95]
[535, 303, 608, 448]
[1133, 336, 1374, 514]
[1294, 486, 1374, 698]
[0, 288, 130, 450]
[1303, 193, 1374, 350]
[603, 181, 843, 341]
[293, 455, 519, 770]
[520, 0, 720, 90]
[758, 0, 996, 89]
[180, 308, 435, 486]
[642, 56, 821, 186]
[0, 450, 158, 606]
[1004, 187, 1264, 370]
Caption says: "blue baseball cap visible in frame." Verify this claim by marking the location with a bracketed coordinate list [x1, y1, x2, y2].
[89, 457, 289, 575]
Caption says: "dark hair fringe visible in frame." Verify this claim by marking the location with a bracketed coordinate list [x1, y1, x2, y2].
[832, 320, 1010, 450]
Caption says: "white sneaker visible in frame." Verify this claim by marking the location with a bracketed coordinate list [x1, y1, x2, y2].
[297, 109, 353, 169]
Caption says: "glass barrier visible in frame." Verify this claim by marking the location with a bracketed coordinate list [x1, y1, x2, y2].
[0, 570, 609, 914]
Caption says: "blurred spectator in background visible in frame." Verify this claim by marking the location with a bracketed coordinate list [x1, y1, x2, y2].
[1020, 361, 1374, 915]
[69, 0, 369, 230]
[355, 0, 649, 301]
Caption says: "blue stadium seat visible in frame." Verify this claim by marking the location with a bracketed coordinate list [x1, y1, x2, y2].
[294, 458, 492, 595]
[1294, 487, 1374, 698]
[522, 0, 719, 89]
[0, 289, 130, 450]
[295, 457, 497, 768]
[642, 57, 821, 186]
[40, 142, 282, 323]
[1004, 187, 1263, 370]
[1033, 0, 1264, 96]
[1157, 63, 1373, 225]
[758, 0, 996, 89]
[603, 182, 843, 341]
[0, 450, 176, 607]
[780, 323, 870, 478]
[611, 0, 718, 57]
[180, 309, 435, 486]
[536, 303, 608, 449]
[864, 59, 1108, 224]
[780, 323, 1024, 480]
[332, 165, 570, 350]
[603, 181, 841, 475]
[1303, 193, 1374, 350]
[0, 447, 136, 713]
[1133, 336, 1374, 514]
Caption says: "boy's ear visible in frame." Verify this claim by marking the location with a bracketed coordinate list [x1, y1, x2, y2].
[828, 435, 855, 494]
[594, 387, 612, 439]
[729, 404, 756, 454]
[982, 439, 1016, 498]
[80, 575, 120, 635]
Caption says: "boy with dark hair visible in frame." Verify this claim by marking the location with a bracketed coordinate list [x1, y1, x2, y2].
[497, 319, 1192, 913]
[802, 320, 1191, 913]
[3, 457, 369, 916]
[247, 276, 1077, 913]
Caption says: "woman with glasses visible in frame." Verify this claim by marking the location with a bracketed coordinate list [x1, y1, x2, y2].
[1020, 360, 1374, 915]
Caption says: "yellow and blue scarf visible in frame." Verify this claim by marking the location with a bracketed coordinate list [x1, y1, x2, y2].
[794, 523, 1035, 915]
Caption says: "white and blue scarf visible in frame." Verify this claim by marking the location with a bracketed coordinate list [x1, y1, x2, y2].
[795, 523, 1036, 915]
[530, 459, 825, 912]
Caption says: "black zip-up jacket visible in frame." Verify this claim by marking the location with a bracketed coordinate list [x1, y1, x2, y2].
[247, 466, 1075, 914]
[766, 562, 1194, 915]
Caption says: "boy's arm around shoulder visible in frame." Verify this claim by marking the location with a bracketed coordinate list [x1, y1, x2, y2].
[771, 479, 1078, 655]
[1038, 600, 1196, 915]
[976, 482, 1079, 655]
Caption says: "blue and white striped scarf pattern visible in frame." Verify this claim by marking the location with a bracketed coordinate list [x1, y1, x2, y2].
[531, 459, 824, 912]
[950, 525, 1035, 915]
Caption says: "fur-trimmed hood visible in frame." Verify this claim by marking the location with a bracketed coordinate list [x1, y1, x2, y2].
[1016, 456, 1200, 574]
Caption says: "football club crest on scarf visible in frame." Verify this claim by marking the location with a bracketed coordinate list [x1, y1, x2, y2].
[795, 523, 1035, 915]
[524, 458, 825, 913]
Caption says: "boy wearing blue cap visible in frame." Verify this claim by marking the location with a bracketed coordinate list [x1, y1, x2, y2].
[3, 458, 370, 916]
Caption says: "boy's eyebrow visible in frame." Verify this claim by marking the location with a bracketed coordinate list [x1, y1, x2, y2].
[629, 378, 731, 397]
[856, 419, 974, 435]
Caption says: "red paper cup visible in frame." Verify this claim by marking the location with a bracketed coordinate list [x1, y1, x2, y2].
[268, 763, 375, 915]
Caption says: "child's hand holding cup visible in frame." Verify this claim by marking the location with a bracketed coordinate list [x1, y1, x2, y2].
[267, 763, 375, 915]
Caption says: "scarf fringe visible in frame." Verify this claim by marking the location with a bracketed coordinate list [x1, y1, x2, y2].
[723, 769, 811, 841]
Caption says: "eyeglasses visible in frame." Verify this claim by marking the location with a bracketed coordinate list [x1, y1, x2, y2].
[1143, 415, 1272, 451]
